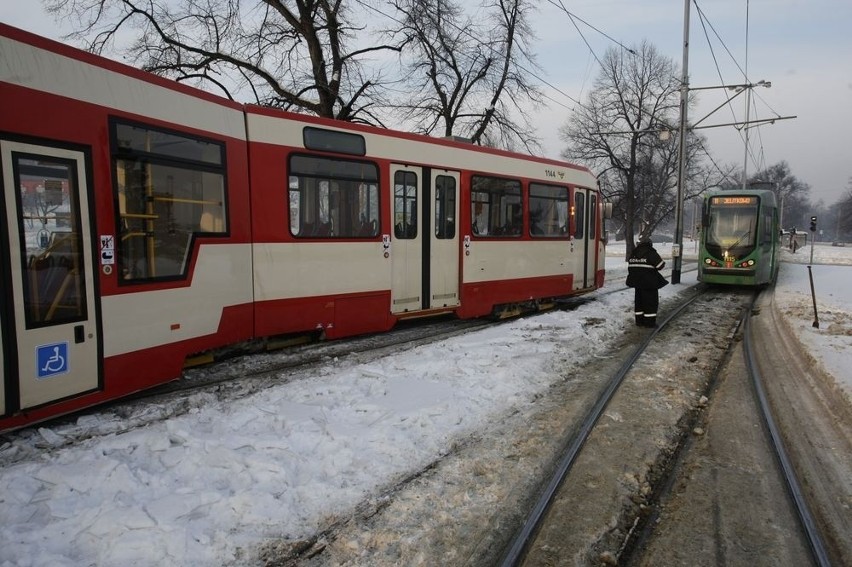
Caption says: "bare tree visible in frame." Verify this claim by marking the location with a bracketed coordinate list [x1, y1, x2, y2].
[837, 179, 852, 241]
[386, 0, 543, 152]
[748, 161, 812, 230]
[560, 41, 715, 256]
[44, 0, 402, 122]
[806, 186, 852, 244]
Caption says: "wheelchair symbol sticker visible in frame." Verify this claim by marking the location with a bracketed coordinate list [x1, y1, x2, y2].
[36, 342, 69, 379]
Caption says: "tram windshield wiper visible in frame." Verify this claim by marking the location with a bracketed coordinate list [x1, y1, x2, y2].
[730, 230, 751, 247]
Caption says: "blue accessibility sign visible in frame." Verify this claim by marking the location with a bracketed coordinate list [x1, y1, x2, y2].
[36, 342, 69, 379]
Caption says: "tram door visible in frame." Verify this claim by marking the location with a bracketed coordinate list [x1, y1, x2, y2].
[390, 164, 422, 314]
[573, 188, 598, 290]
[389, 164, 460, 314]
[1, 141, 100, 415]
[428, 170, 460, 309]
[0, 252, 5, 416]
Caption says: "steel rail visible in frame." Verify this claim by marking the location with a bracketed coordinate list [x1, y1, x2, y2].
[499, 287, 707, 567]
[743, 312, 832, 567]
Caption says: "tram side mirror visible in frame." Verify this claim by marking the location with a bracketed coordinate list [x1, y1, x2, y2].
[603, 202, 613, 219]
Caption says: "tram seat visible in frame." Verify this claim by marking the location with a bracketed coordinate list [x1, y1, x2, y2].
[395, 222, 415, 238]
[199, 211, 222, 232]
[315, 222, 332, 236]
[28, 256, 76, 322]
[358, 220, 377, 237]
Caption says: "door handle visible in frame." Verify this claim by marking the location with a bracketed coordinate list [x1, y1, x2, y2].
[74, 325, 85, 344]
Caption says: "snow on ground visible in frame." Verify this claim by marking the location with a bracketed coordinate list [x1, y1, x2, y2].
[1, 241, 850, 567]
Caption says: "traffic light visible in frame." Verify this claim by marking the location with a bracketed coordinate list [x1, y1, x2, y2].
[810, 216, 817, 232]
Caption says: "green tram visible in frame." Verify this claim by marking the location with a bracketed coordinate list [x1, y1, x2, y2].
[698, 189, 780, 286]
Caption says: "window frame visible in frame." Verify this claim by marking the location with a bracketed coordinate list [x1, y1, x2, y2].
[12, 152, 89, 328]
[110, 118, 229, 285]
[529, 183, 570, 238]
[288, 153, 380, 240]
[470, 174, 523, 238]
[573, 190, 586, 239]
[394, 170, 418, 240]
[434, 175, 456, 239]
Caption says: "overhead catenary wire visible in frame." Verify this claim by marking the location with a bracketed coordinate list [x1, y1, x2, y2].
[695, 12, 761, 177]
[692, 0, 785, 177]
[363, 0, 783, 179]
[546, 0, 637, 59]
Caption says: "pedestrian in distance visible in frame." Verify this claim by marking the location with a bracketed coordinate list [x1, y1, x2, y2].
[626, 237, 669, 328]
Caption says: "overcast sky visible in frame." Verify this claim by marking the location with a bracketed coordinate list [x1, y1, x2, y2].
[527, 0, 852, 205]
[2, 0, 850, 204]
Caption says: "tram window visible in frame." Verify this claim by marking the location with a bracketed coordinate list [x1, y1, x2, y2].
[112, 121, 227, 283]
[13, 154, 88, 328]
[114, 122, 222, 165]
[529, 183, 569, 237]
[761, 210, 774, 244]
[394, 170, 418, 239]
[288, 154, 379, 238]
[471, 175, 522, 237]
[706, 201, 758, 247]
[590, 194, 598, 238]
[435, 175, 456, 239]
[574, 191, 585, 239]
[303, 127, 366, 156]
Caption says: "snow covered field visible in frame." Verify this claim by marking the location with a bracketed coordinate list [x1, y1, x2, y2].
[1, 241, 850, 567]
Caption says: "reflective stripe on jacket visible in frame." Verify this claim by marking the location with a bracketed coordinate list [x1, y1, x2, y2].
[626, 241, 666, 289]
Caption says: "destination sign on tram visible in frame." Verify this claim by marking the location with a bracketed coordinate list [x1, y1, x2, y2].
[711, 196, 757, 206]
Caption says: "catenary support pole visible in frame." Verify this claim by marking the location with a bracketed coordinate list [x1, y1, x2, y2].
[672, 0, 690, 285]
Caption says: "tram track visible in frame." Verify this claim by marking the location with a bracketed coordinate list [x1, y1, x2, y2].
[268, 284, 754, 566]
[502, 283, 841, 567]
[500, 286, 711, 565]
[745, 288, 851, 565]
[743, 308, 831, 566]
[603, 287, 843, 567]
[3, 255, 844, 566]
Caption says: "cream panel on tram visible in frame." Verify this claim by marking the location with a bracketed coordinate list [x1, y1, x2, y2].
[245, 113, 596, 188]
[100, 244, 253, 356]
[252, 242, 391, 302]
[462, 240, 581, 284]
[0, 34, 246, 140]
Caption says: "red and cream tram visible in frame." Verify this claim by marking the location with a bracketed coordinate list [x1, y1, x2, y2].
[0, 23, 608, 432]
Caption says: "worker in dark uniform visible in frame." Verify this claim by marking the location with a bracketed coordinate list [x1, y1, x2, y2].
[626, 237, 669, 327]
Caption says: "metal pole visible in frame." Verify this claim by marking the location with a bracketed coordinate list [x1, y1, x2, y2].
[672, 0, 690, 285]
[693, 200, 699, 252]
[807, 265, 819, 329]
[810, 230, 815, 265]
[742, 86, 751, 190]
